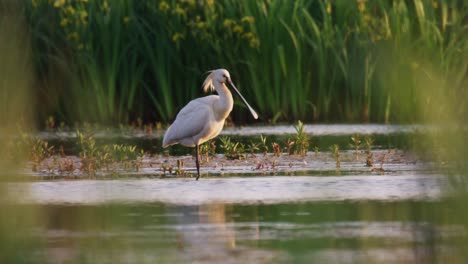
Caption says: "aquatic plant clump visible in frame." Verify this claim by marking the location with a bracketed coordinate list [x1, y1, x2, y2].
[20, 129, 146, 177]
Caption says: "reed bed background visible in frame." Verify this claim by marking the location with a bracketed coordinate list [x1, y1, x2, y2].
[12, 0, 468, 126]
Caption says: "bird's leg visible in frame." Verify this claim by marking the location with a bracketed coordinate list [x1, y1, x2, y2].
[195, 144, 200, 180]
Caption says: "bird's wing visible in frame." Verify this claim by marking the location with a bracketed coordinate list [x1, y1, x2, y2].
[162, 97, 215, 147]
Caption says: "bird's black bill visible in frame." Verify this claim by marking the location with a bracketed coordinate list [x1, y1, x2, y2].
[227, 80, 258, 119]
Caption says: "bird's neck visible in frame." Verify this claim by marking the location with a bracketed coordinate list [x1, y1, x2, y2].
[214, 82, 234, 120]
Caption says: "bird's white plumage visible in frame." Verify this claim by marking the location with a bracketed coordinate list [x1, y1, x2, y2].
[202, 71, 216, 93]
[162, 95, 221, 147]
[162, 69, 258, 179]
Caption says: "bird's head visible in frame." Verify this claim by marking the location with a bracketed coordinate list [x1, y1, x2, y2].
[202, 68, 231, 93]
[202, 68, 258, 119]
[214, 69, 231, 84]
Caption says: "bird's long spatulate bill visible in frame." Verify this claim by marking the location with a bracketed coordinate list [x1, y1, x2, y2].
[228, 80, 258, 119]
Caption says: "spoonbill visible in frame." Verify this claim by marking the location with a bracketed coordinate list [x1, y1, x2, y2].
[162, 69, 258, 180]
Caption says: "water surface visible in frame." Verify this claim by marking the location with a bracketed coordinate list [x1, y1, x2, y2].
[2, 124, 465, 263]
[4, 174, 465, 263]
[5, 197, 464, 264]
[8, 174, 446, 205]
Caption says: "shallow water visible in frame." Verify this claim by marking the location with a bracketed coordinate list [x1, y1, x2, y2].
[3, 196, 465, 263]
[36, 124, 425, 155]
[2, 124, 467, 263]
[7, 174, 446, 205]
[4, 174, 466, 263]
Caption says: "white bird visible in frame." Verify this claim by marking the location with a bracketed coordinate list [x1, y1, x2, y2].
[162, 69, 258, 180]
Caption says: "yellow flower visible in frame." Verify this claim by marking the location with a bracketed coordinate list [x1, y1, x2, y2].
[242, 32, 254, 40]
[32, 0, 38, 8]
[53, 0, 65, 8]
[172, 32, 185, 42]
[233, 25, 243, 34]
[326, 2, 332, 14]
[242, 32, 260, 48]
[241, 16, 255, 24]
[206, 0, 214, 6]
[385, 28, 392, 40]
[363, 14, 371, 23]
[432, 1, 438, 9]
[78, 43, 84, 50]
[249, 37, 260, 48]
[102, 0, 109, 11]
[172, 4, 186, 16]
[66, 6, 75, 15]
[159, 1, 169, 12]
[182, 0, 195, 6]
[60, 18, 69, 27]
[123, 16, 130, 24]
[197, 21, 206, 29]
[67, 32, 79, 40]
[223, 19, 234, 28]
[357, 0, 366, 13]
[79, 11, 88, 23]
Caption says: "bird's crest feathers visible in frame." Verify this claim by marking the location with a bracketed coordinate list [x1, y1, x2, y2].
[202, 70, 215, 93]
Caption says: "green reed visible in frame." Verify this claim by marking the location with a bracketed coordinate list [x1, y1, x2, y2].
[24, 0, 467, 125]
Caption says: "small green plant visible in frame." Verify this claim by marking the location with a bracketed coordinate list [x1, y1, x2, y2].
[45, 116, 55, 131]
[199, 140, 216, 162]
[76, 129, 98, 159]
[284, 138, 295, 155]
[76, 128, 144, 174]
[31, 138, 54, 166]
[314, 146, 319, 155]
[364, 136, 374, 153]
[364, 136, 375, 167]
[6, 134, 54, 171]
[143, 123, 154, 135]
[293, 120, 309, 156]
[107, 144, 139, 161]
[366, 152, 374, 167]
[76, 128, 99, 175]
[272, 142, 282, 157]
[219, 136, 244, 160]
[59, 157, 75, 175]
[350, 134, 362, 160]
[23, 136, 55, 171]
[161, 160, 172, 175]
[372, 153, 386, 173]
[260, 134, 269, 156]
[174, 159, 186, 176]
[330, 144, 341, 169]
[101, 144, 144, 171]
[246, 141, 260, 157]
[380, 153, 387, 170]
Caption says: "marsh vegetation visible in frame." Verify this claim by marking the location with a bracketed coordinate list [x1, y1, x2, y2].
[15, 0, 467, 125]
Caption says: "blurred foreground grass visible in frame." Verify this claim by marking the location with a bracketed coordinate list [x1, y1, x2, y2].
[0, 2, 45, 263]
